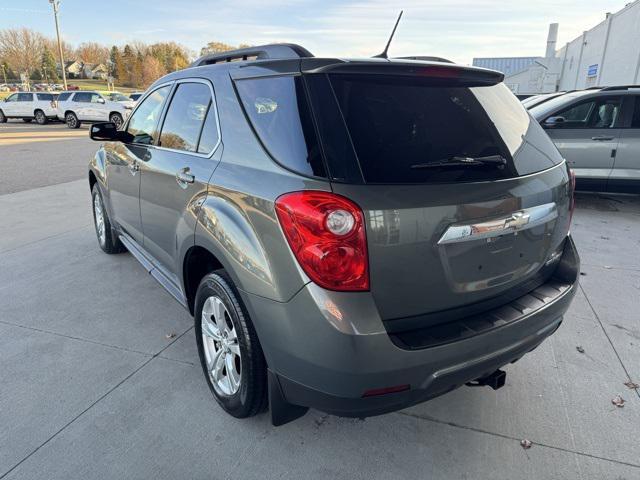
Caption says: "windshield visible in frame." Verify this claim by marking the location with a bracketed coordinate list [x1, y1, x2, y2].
[529, 90, 596, 119]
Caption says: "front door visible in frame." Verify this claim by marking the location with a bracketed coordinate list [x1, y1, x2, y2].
[139, 80, 221, 280]
[2, 93, 19, 116]
[106, 85, 172, 244]
[544, 95, 622, 191]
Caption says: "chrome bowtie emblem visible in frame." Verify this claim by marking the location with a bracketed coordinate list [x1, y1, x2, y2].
[505, 212, 531, 230]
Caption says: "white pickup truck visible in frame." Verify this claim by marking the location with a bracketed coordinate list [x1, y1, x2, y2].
[0, 92, 59, 124]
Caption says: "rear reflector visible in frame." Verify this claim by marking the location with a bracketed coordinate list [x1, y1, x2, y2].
[362, 384, 410, 398]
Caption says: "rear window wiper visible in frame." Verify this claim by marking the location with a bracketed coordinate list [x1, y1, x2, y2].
[410, 155, 507, 169]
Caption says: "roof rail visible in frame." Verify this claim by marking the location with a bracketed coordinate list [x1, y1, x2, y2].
[191, 43, 314, 67]
[395, 56, 454, 64]
[599, 85, 640, 91]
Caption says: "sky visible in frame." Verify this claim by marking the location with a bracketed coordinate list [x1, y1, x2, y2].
[0, 0, 634, 64]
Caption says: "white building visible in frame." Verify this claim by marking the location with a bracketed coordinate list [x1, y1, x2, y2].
[472, 0, 640, 94]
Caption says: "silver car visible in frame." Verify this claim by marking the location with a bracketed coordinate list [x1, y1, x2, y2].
[530, 86, 640, 193]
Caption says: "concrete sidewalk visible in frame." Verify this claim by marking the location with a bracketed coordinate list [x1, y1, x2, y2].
[1, 181, 639, 479]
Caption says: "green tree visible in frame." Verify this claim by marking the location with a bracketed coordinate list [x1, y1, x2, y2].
[121, 44, 135, 86]
[41, 47, 58, 82]
[30, 69, 42, 80]
[110, 45, 122, 80]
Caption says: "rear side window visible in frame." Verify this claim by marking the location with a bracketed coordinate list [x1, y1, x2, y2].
[235, 75, 326, 178]
[327, 75, 558, 183]
[197, 104, 220, 154]
[37, 93, 54, 101]
[632, 97, 640, 128]
[57, 92, 72, 101]
[159, 82, 211, 153]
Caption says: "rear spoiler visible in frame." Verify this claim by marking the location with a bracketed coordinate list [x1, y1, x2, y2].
[301, 59, 504, 86]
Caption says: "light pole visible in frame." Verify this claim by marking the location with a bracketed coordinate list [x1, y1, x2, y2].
[49, 0, 67, 90]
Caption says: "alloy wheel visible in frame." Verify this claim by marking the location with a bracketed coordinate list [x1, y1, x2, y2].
[201, 295, 242, 396]
[93, 193, 106, 246]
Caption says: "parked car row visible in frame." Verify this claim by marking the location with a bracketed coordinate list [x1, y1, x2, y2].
[0, 91, 141, 127]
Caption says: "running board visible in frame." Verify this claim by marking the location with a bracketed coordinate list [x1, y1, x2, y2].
[118, 234, 188, 309]
[268, 370, 309, 426]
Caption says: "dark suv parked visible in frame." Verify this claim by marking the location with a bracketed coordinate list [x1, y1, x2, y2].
[88, 44, 579, 425]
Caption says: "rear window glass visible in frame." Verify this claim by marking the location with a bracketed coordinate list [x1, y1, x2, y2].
[328, 75, 562, 183]
[235, 75, 326, 178]
[57, 92, 72, 101]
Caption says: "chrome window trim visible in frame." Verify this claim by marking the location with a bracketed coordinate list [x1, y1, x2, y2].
[123, 81, 175, 148]
[154, 78, 222, 160]
[438, 202, 558, 245]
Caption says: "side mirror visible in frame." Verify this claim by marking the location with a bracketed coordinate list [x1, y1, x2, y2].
[543, 116, 566, 128]
[97, 97, 105, 104]
[90, 122, 133, 143]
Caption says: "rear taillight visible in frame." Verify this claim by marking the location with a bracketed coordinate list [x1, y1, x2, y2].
[275, 191, 369, 291]
[568, 169, 576, 225]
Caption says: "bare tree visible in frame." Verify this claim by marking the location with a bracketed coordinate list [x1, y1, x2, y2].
[0, 28, 45, 77]
[141, 55, 166, 87]
[199, 41, 250, 57]
[75, 42, 109, 65]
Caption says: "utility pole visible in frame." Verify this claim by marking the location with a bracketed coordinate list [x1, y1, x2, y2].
[49, 0, 67, 90]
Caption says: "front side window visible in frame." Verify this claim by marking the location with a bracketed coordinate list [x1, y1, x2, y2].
[17, 93, 33, 102]
[5, 93, 18, 102]
[235, 75, 325, 177]
[73, 92, 91, 103]
[159, 82, 211, 153]
[90, 93, 104, 103]
[552, 97, 621, 129]
[126, 85, 171, 144]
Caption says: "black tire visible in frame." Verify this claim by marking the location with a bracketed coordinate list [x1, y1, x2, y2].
[22, 118, 32, 123]
[0, 110, 6, 123]
[195, 271, 267, 418]
[34, 110, 48, 125]
[91, 184, 126, 254]
[65, 111, 81, 129]
[109, 113, 123, 129]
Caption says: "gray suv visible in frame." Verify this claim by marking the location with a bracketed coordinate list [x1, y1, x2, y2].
[530, 85, 640, 193]
[88, 44, 579, 425]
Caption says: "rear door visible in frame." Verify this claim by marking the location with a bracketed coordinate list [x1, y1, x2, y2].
[609, 95, 640, 193]
[543, 95, 622, 191]
[306, 71, 572, 322]
[106, 85, 172, 244]
[139, 79, 221, 281]
[17, 93, 34, 116]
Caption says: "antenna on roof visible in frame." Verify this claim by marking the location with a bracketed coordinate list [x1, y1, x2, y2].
[373, 10, 403, 59]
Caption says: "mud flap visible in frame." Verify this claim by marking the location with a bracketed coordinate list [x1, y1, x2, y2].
[268, 369, 309, 426]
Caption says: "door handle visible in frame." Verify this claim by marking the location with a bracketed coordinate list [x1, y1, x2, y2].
[128, 161, 139, 175]
[591, 136, 614, 141]
[175, 167, 195, 187]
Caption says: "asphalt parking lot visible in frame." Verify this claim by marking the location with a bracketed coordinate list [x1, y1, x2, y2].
[1, 122, 639, 479]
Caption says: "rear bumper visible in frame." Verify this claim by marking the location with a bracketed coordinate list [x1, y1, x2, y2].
[243, 236, 579, 418]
